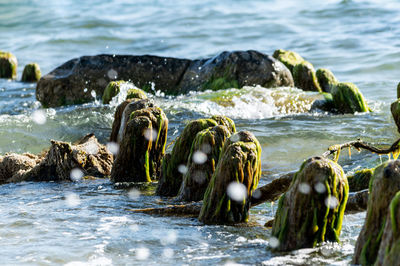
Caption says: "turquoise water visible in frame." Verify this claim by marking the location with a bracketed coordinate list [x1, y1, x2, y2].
[0, 0, 399, 264]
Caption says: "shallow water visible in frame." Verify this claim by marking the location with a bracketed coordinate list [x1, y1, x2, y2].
[0, 0, 399, 264]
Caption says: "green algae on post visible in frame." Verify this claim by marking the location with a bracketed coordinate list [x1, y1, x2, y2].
[177, 125, 232, 202]
[271, 157, 348, 251]
[331, 82, 369, 114]
[272, 49, 305, 72]
[199, 131, 261, 224]
[102, 80, 147, 104]
[0, 51, 17, 80]
[292, 61, 322, 92]
[21, 63, 41, 82]
[391, 99, 400, 133]
[347, 168, 374, 192]
[353, 160, 400, 265]
[316, 68, 338, 93]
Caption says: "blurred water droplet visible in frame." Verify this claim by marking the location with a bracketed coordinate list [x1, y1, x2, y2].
[128, 188, 141, 200]
[84, 142, 99, 155]
[314, 182, 326, 194]
[130, 224, 139, 232]
[31, 109, 46, 125]
[91, 90, 96, 98]
[193, 171, 206, 184]
[70, 168, 84, 181]
[178, 164, 188, 174]
[252, 189, 261, 199]
[106, 142, 119, 155]
[201, 144, 212, 154]
[162, 248, 174, 258]
[230, 133, 240, 143]
[227, 182, 247, 202]
[84, 88, 88, 93]
[107, 69, 118, 79]
[269, 237, 280, 248]
[136, 247, 150, 260]
[298, 182, 311, 194]
[65, 192, 80, 207]
[144, 128, 157, 141]
[193, 150, 207, 164]
[325, 196, 339, 209]
[161, 230, 177, 245]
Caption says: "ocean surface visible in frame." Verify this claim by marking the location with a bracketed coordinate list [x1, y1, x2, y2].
[1, 0, 400, 264]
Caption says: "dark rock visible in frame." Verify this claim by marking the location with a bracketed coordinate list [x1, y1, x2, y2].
[272, 157, 348, 251]
[353, 160, 400, 265]
[111, 106, 168, 183]
[36, 51, 294, 107]
[21, 63, 41, 82]
[198, 131, 261, 224]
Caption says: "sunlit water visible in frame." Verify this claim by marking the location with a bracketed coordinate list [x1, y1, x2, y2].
[1, 0, 400, 264]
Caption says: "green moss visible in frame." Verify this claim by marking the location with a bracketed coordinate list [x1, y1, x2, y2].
[347, 168, 374, 192]
[316, 68, 338, 93]
[390, 191, 400, 235]
[102, 81, 123, 104]
[397, 82, 400, 99]
[202, 65, 239, 91]
[21, 63, 41, 82]
[126, 88, 147, 100]
[271, 157, 348, 251]
[272, 49, 305, 72]
[391, 99, 400, 133]
[331, 82, 369, 114]
[0, 51, 17, 80]
[293, 61, 322, 92]
[210, 115, 236, 134]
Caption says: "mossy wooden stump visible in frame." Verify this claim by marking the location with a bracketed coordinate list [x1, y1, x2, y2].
[391, 99, 400, 133]
[110, 99, 154, 143]
[156, 115, 235, 197]
[102, 80, 147, 104]
[316, 68, 338, 93]
[331, 82, 369, 114]
[198, 131, 261, 224]
[348, 168, 374, 192]
[375, 191, 400, 266]
[111, 106, 168, 183]
[353, 160, 400, 265]
[0, 51, 17, 79]
[293, 61, 321, 92]
[272, 49, 304, 72]
[271, 157, 348, 251]
[21, 63, 41, 82]
[177, 125, 232, 202]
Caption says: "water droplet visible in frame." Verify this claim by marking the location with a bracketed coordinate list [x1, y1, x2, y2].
[325, 196, 339, 209]
[107, 69, 118, 79]
[269, 237, 280, 248]
[227, 182, 247, 202]
[160, 230, 177, 245]
[298, 182, 311, 194]
[178, 164, 188, 174]
[130, 224, 139, 232]
[230, 133, 240, 143]
[201, 144, 212, 154]
[252, 189, 261, 199]
[162, 248, 174, 258]
[65, 192, 80, 207]
[135, 247, 150, 260]
[83, 88, 88, 93]
[70, 168, 84, 181]
[91, 90, 96, 98]
[31, 109, 46, 125]
[314, 182, 326, 194]
[193, 171, 206, 184]
[84, 142, 99, 155]
[193, 150, 207, 164]
[128, 188, 141, 200]
[106, 142, 119, 155]
[144, 128, 157, 141]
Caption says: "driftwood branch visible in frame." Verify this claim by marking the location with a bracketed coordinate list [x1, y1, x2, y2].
[322, 138, 400, 158]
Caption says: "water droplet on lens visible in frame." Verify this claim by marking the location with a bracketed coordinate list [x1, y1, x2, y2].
[84, 142, 99, 155]
[252, 189, 261, 199]
[136, 247, 150, 260]
[107, 69, 118, 79]
[269, 237, 280, 248]
[65, 192, 80, 207]
[106, 142, 119, 155]
[91, 90, 96, 98]
[230, 133, 240, 143]
[162, 248, 174, 258]
[314, 182, 326, 194]
[70, 168, 84, 181]
[298, 182, 311, 194]
[227, 182, 247, 202]
[130, 224, 139, 232]
[31, 109, 47, 125]
[193, 150, 207, 164]
[144, 128, 157, 141]
[178, 164, 188, 174]
[128, 188, 141, 200]
[325, 196, 339, 209]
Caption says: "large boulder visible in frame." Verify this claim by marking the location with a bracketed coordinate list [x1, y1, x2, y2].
[110, 106, 168, 183]
[36, 51, 294, 107]
[271, 157, 349, 251]
[198, 131, 261, 224]
[6, 134, 113, 183]
[176, 125, 232, 202]
[0, 51, 17, 80]
[353, 160, 400, 265]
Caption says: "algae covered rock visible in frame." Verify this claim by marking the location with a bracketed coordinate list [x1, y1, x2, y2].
[391, 99, 400, 133]
[21, 63, 41, 82]
[271, 157, 348, 251]
[348, 168, 374, 192]
[272, 49, 305, 72]
[177, 125, 232, 202]
[375, 191, 400, 266]
[292, 61, 321, 92]
[198, 131, 261, 224]
[397, 82, 400, 99]
[102, 80, 147, 104]
[331, 82, 369, 114]
[0, 51, 17, 80]
[353, 160, 400, 265]
[316, 68, 338, 93]
[111, 106, 168, 183]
